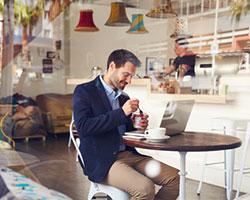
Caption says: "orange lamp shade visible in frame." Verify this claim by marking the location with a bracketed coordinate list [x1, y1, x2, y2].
[74, 9, 99, 32]
[105, 2, 131, 26]
[146, 0, 177, 18]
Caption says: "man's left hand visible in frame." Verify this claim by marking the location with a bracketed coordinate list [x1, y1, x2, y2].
[137, 114, 149, 130]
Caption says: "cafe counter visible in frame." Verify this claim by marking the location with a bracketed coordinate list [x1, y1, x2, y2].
[67, 78, 226, 104]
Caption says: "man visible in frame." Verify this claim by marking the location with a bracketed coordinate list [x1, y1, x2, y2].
[165, 38, 196, 78]
[73, 49, 179, 200]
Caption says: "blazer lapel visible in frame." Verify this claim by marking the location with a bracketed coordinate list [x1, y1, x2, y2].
[94, 76, 112, 111]
[118, 94, 127, 107]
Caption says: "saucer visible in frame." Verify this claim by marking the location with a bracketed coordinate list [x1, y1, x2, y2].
[146, 136, 170, 143]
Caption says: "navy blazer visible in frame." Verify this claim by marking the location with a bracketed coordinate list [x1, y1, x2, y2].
[73, 76, 138, 183]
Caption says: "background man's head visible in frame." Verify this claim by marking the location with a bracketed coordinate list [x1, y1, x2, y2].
[107, 49, 141, 70]
[174, 38, 189, 56]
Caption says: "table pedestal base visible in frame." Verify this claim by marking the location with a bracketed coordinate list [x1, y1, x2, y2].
[179, 152, 187, 200]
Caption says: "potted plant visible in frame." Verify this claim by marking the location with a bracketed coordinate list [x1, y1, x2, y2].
[230, 0, 250, 22]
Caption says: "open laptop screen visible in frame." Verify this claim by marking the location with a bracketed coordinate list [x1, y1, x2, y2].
[160, 100, 194, 136]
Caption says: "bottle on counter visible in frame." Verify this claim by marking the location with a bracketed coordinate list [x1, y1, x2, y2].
[91, 66, 103, 78]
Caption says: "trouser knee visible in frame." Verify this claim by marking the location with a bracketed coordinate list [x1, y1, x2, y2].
[140, 181, 155, 200]
[168, 169, 180, 189]
[137, 180, 155, 200]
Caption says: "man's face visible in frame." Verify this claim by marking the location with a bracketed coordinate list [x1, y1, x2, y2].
[109, 61, 136, 90]
[174, 42, 186, 56]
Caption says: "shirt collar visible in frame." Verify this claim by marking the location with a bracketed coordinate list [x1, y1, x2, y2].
[99, 75, 122, 98]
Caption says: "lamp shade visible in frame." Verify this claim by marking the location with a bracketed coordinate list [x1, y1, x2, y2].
[127, 14, 149, 34]
[170, 18, 192, 39]
[74, 9, 99, 32]
[105, 2, 131, 26]
[146, 0, 177, 18]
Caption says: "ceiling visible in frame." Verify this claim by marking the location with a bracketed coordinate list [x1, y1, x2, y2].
[86, 0, 232, 15]
[87, 0, 202, 10]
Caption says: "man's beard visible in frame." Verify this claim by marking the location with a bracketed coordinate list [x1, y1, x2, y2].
[111, 78, 126, 90]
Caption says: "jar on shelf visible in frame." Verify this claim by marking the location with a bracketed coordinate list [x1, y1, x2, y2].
[91, 66, 103, 78]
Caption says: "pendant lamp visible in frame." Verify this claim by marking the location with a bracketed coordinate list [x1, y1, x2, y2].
[105, 2, 131, 26]
[170, 18, 192, 39]
[74, 9, 99, 32]
[127, 14, 148, 34]
[146, 0, 177, 18]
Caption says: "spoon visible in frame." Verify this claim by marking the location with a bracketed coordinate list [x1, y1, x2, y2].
[139, 108, 143, 115]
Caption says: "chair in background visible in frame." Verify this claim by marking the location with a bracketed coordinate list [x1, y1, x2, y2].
[69, 117, 130, 200]
[235, 122, 250, 200]
[197, 117, 250, 200]
[67, 116, 77, 148]
[36, 93, 73, 134]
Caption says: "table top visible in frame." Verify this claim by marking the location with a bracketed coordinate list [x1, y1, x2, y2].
[122, 132, 242, 152]
[0, 149, 40, 168]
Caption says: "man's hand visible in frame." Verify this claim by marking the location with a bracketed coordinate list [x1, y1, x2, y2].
[178, 64, 190, 78]
[137, 114, 149, 131]
[122, 98, 139, 116]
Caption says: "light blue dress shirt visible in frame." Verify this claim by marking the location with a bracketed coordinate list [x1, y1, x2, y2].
[99, 75, 126, 151]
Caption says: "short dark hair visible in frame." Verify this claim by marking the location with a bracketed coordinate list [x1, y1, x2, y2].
[175, 38, 189, 47]
[107, 49, 141, 69]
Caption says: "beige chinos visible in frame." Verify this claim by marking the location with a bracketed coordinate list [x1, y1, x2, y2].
[102, 151, 179, 200]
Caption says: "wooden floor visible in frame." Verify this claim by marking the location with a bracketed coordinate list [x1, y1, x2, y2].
[13, 133, 240, 200]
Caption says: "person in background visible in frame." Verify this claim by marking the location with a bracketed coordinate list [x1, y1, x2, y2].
[165, 38, 196, 78]
[73, 49, 179, 200]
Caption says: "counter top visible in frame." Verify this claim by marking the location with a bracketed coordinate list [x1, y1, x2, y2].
[67, 78, 226, 104]
[67, 78, 151, 87]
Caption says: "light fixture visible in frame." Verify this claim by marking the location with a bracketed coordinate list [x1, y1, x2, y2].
[127, 14, 149, 34]
[74, 9, 99, 32]
[170, 18, 192, 39]
[146, 0, 177, 18]
[105, 2, 131, 26]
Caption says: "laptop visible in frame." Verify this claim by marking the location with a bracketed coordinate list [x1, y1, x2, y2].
[160, 100, 194, 136]
[124, 100, 194, 139]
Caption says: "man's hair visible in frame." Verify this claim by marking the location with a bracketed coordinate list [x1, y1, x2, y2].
[175, 38, 189, 48]
[107, 49, 141, 69]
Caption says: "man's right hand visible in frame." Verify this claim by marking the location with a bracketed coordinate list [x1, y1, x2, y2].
[122, 98, 139, 116]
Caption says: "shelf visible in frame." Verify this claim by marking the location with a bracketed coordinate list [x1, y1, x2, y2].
[188, 28, 250, 54]
[149, 93, 226, 104]
[67, 78, 226, 104]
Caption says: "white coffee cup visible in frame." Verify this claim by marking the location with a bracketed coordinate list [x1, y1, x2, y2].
[145, 128, 166, 139]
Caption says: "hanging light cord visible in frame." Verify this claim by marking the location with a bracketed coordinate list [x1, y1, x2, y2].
[0, 105, 16, 148]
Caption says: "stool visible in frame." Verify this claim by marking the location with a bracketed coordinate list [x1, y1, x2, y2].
[235, 122, 250, 200]
[197, 117, 249, 200]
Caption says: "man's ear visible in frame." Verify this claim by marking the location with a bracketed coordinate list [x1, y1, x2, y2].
[109, 61, 116, 71]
